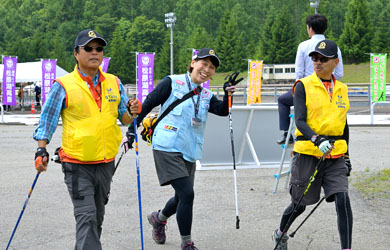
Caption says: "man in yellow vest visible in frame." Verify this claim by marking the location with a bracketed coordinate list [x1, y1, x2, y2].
[33, 29, 140, 250]
[273, 40, 352, 250]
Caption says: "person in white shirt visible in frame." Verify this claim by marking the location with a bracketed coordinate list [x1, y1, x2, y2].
[276, 14, 343, 145]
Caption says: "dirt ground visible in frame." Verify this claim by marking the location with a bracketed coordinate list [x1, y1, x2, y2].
[0, 125, 389, 250]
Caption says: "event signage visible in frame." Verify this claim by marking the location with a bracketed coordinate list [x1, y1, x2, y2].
[100, 57, 110, 73]
[370, 53, 387, 102]
[192, 49, 210, 89]
[136, 53, 155, 103]
[247, 60, 263, 105]
[2, 56, 17, 106]
[41, 59, 57, 105]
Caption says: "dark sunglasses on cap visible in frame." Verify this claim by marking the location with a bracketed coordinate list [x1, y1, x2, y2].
[311, 55, 331, 63]
[81, 46, 104, 53]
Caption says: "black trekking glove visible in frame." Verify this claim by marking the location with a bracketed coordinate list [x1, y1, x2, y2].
[121, 123, 135, 153]
[223, 72, 243, 94]
[344, 155, 352, 176]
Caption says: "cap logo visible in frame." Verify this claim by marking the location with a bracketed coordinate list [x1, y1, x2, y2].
[318, 42, 326, 49]
[209, 50, 215, 55]
[88, 31, 97, 38]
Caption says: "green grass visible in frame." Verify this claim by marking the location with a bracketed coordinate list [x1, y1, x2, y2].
[340, 63, 371, 83]
[352, 168, 390, 200]
[209, 71, 238, 86]
[342, 61, 390, 84]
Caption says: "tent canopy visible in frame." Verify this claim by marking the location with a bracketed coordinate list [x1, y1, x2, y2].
[0, 61, 68, 83]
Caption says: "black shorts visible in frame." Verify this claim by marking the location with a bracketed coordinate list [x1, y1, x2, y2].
[289, 153, 349, 206]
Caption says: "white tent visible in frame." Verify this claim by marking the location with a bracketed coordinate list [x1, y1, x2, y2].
[0, 61, 68, 82]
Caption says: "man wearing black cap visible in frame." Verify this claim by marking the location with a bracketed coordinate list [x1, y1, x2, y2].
[123, 48, 241, 250]
[276, 14, 344, 145]
[33, 29, 141, 250]
[273, 40, 353, 250]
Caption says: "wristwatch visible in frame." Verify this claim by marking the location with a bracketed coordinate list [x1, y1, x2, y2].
[310, 135, 318, 144]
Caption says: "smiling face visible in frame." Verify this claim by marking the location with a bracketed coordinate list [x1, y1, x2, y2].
[189, 57, 216, 84]
[73, 39, 104, 76]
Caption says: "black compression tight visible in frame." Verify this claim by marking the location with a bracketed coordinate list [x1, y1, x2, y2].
[161, 177, 194, 236]
[279, 193, 353, 249]
[279, 202, 306, 232]
[334, 192, 353, 249]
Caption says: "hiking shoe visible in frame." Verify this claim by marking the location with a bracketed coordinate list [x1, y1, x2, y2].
[181, 241, 198, 250]
[277, 132, 294, 145]
[273, 229, 288, 250]
[147, 211, 167, 244]
[276, 132, 294, 145]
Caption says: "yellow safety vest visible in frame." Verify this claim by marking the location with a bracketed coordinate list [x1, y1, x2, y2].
[57, 66, 122, 162]
[293, 73, 350, 157]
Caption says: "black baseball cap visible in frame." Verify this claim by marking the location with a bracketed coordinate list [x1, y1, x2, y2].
[309, 40, 338, 58]
[74, 29, 107, 49]
[192, 48, 221, 67]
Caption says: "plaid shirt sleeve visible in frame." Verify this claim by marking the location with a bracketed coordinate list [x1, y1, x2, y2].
[117, 78, 129, 122]
[33, 82, 66, 144]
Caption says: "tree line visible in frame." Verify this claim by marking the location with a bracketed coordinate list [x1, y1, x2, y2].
[0, 0, 389, 84]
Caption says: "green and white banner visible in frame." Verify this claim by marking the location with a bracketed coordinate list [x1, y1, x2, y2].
[371, 53, 387, 102]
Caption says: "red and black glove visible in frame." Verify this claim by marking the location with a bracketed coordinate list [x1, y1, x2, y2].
[127, 99, 142, 117]
[35, 147, 49, 171]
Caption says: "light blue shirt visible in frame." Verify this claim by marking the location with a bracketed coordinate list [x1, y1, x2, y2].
[295, 34, 343, 80]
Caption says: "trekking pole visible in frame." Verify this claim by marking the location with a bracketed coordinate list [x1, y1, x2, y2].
[274, 155, 325, 250]
[289, 196, 325, 238]
[113, 150, 125, 176]
[133, 117, 144, 250]
[228, 91, 240, 229]
[6, 172, 40, 250]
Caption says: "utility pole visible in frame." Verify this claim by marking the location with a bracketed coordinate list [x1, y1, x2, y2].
[310, 0, 320, 14]
[164, 12, 176, 75]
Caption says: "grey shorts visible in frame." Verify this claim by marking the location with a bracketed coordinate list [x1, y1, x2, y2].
[153, 150, 196, 186]
[289, 153, 349, 206]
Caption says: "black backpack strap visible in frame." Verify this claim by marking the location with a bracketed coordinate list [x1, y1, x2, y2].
[150, 86, 202, 131]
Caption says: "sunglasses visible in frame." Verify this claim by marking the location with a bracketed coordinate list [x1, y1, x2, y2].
[81, 46, 104, 53]
[311, 55, 331, 63]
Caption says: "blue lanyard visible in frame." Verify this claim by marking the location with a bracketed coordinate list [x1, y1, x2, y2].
[185, 74, 201, 117]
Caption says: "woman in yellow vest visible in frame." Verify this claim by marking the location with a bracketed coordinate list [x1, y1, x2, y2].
[273, 40, 353, 250]
[33, 29, 140, 250]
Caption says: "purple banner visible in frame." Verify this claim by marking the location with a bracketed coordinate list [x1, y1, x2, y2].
[2, 56, 17, 105]
[136, 53, 155, 103]
[100, 57, 110, 73]
[192, 49, 209, 89]
[41, 59, 57, 105]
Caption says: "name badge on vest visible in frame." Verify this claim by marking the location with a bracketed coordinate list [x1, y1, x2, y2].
[174, 92, 183, 99]
[191, 117, 202, 127]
